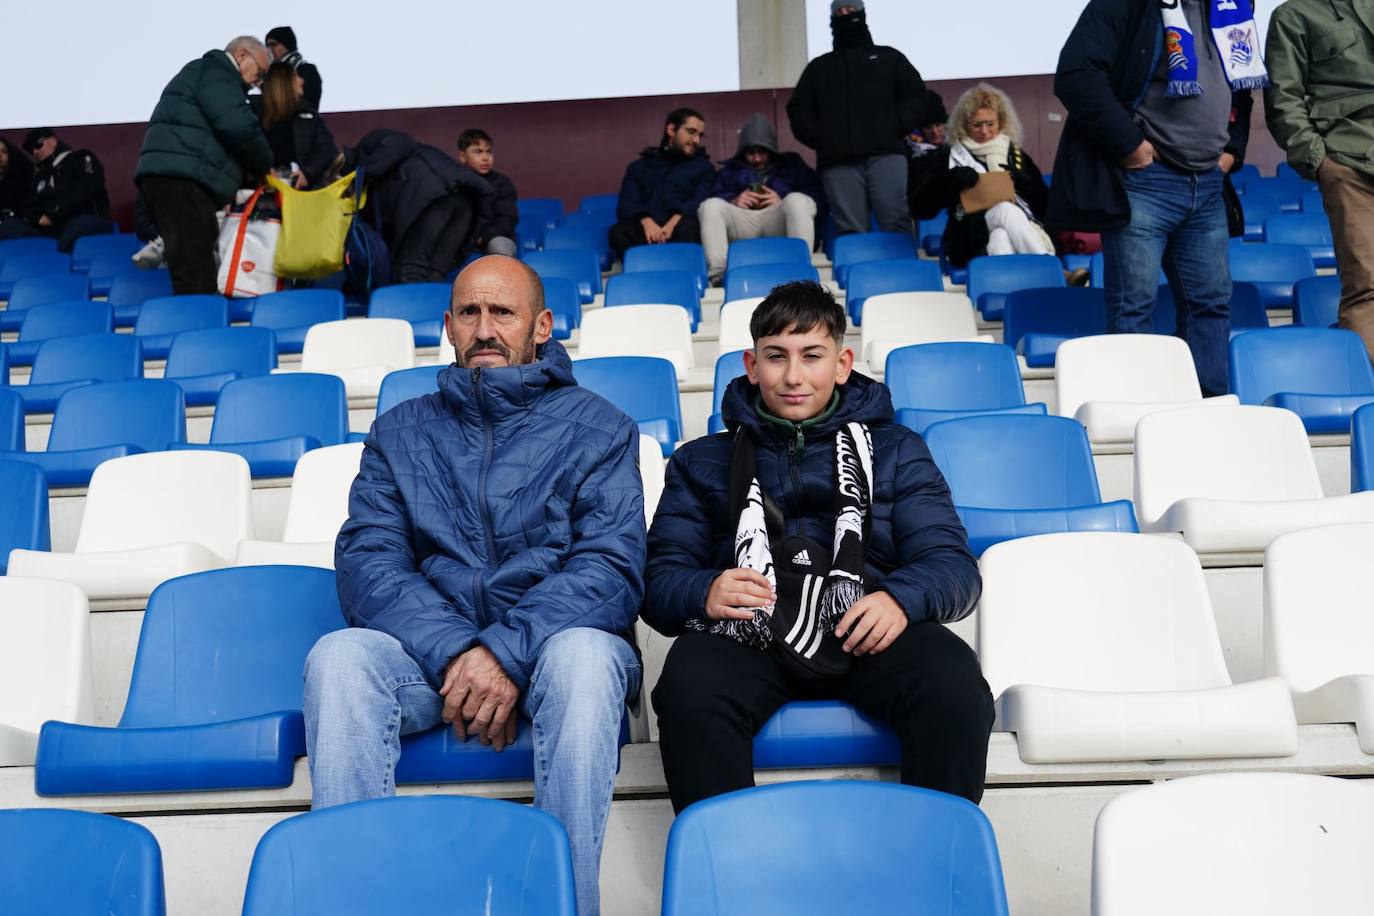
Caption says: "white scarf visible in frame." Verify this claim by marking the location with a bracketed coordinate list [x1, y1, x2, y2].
[959, 134, 1012, 173]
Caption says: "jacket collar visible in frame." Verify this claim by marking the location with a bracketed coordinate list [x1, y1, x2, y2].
[722, 371, 894, 443]
[437, 338, 575, 425]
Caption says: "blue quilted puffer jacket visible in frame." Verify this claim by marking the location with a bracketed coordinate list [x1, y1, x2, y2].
[336, 340, 646, 689]
[644, 372, 979, 635]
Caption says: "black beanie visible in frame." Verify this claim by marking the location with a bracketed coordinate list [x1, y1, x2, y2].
[266, 26, 298, 52]
[924, 90, 949, 127]
[22, 128, 55, 153]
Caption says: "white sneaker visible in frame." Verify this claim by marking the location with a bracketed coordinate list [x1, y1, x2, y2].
[132, 237, 165, 269]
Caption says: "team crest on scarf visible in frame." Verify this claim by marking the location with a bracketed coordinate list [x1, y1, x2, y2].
[1159, 0, 1269, 97]
[1166, 28, 1189, 72]
[1226, 26, 1254, 67]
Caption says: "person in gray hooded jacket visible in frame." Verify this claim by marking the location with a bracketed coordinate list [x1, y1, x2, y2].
[698, 113, 824, 283]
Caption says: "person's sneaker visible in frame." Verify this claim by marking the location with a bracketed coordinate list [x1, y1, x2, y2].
[1065, 267, 1090, 287]
[132, 237, 165, 269]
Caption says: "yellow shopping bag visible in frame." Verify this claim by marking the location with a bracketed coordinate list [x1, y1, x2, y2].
[268, 171, 365, 280]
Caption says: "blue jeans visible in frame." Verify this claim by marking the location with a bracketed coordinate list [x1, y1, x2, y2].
[303, 626, 641, 916]
[1101, 160, 1232, 396]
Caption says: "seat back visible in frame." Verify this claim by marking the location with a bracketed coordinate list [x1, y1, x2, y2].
[725, 236, 811, 272]
[120, 565, 343, 728]
[0, 252, 70, 283]
[0, 459, 51, 567]
[978, 532, 1231, 697]
[524, 249, 602, 299]
[1355, 403, 1374, 492]
[367, 283, 449, 339]
[1056, 334, 1203, 420]
[925, 414, 1103, 509]
[662, 781, 1008, 916]
[966, 253, 1065, 316]
[717, 296, 765, 354]
[48, 379, 185, 453]
[0, 387, 22, 452]
[573, 356, 682, 435]
[132, 295, 229, 338]
[84, 251, 140, 285]
[210, 373, 348, 447]
[1002, 286, 1106, 351]
[30, 332, 142, 386]
[0, 577, 91, 735]
[542, 225, 610, 267]
[577, 305, 694, 372]
[1229, 241, 1315, 294]
[723, 262, 820, 304]
[832, 231, 918, 286]
[18, 300, 113, 342]
[1152, 280, 1268, 334]
[884, 342, 1027, 411]
[71, 233, 139, 272]
[517, 197, 564, 229]
[0, 237, 59, 265]
[860, 292, 981, 365]
[250, 289, 347, 332]
[846, 258, 943, 320]
[1293, 275, 1341, 328]
[7, 273, 90, 312]
[577, 193, 618, 215]
[106, 270, 173, 310]
[300, 318, 415, 373]
[622, 243, 708, 293]
[281, 443, 365, 543]
[377, 365, 442, 415]
[1265, 211, 1332, 247]
[163, 326, 278, 380]
[713, 349, 749, 417]
[604, 269, 699, 317]
[1231, 328, 1374, 403]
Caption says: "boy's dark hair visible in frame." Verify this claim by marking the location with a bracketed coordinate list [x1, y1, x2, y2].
[457, 128, 493, 151]
[750, 281, 846, 346]
[662, 107, 705, 143]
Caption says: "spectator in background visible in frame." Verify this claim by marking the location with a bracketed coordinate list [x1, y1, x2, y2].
[0, 139, 33, 222]
[0, 129, 112, 251]
[697, 113, 823, 285]
[265, 26, 323, 111]
[1266, 0, 1374, 361]
[905, 89, 949, 160]
[609, 107, 715, 259]
[136, 37, 273, 294]
[251, 62, 339, 189]
[456, 128, 519, 258]
[787, 1, 926, 235]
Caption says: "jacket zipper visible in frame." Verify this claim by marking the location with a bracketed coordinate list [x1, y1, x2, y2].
[473, 369, 499, 566]
[786, 426, 805, 535]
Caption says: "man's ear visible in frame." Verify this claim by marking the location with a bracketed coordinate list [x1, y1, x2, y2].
[533, 308, 554, 345]
[743, 348, 760, 385]
[834, 345, 854, 385]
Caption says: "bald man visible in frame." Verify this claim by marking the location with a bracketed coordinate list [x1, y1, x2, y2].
[305, 257, 646, 915]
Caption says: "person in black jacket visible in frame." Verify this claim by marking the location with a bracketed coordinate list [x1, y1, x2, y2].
[786, 1, 926, 235]
[251, 62, 339, 188]
[265, 26, 323, 112]
[1047, 0, 1259, 397]
[608, 107, 715, 260]
[456, 128, 518, 258]
[0, 129, 112, 251]
[0, 139, 33, 221]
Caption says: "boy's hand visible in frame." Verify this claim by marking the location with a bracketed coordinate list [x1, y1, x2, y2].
[835, 591, 907, 656]
[706, 568, 776, 621]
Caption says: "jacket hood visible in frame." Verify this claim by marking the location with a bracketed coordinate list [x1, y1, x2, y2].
[350, 129, 420, 179]
[735, 114, 780, 157]
[721, 370, 894, 440]
[437, 338, 576, 424]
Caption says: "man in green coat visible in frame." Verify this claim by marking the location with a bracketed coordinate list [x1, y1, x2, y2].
[136, 36, 274, 295]
[1266, 1, 1374, 360]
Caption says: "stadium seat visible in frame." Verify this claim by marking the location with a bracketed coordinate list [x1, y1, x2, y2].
[0, 236, 59, 268]
[717, 296, 764, 355]
[573, 356, 682, 455]
[298, 318, 415, 398]
[539, 274, 583, 339]
[9, 332, 141, 413]
[234, 442, 364, 568]
[561, 209, 617, 230]
[82, 250, 141, 297]
[724, 236, 811, 273]
[105, 269, 172, 327]
[544, 225, 612, 271]
[0, 459, 50, 572]
[1354, 403, 1374, 492]
[131, 294, 228, 360]
[377, 365, 442, 414]
[1232, 163, 1262, 189]
[70, 232, 138, 273]
[723, 262, 820, 304]
[35, 565, 343, 794]
[604, 269, 701, 330]
[1230, 328, 1374, 433]
[0, 809, 166, 915]
[1292, 274, 1340, 328]
[980, 531, 1297, 762]
[1245, 176, 1305, 212]
[1228, 241, 1315, 309]
[162, 326, 277, 407]
[0, 577, 91, 765]
[1090, 250, 1166, 288]
[1264, 212, 1336, 268]
[1002, 286, 1107, 367]
[860, 292, 989, 367]
[578, 193, 618, 216]
[832, 231, 918, 288]
[173, 373, 348, 477]
[886, 342, 1047, 436]
[844, 257, 943, 325]
[249, 288, 347, 354]
[0, 252, 70, 299]
[966, 253, 1065, 321]
[924, 415, 1138, 555]
[0, 272, 89, 331]
[525, 248, 602, 304]
[1134, 405, 1374, 553]
[1240, 191, 1280, 241]
[368, 283, 447, 346]
[7, 451, 253, 601]
[241, 796, 576, 916]
[750, 701, 899, 768]
[7, 299, 113, 365]
[577, 305, 694, 380]
[1091, 773, 1374, 914]
[640, 433, 666, 524]
[517, 197, 563, 231]
[1056, 334, 1237, 444]
[623, 242, 708, 296]
[1152, 280, 1268, 336]
[1301, 189, 1326, 214]
[662, 781, 1009, 916]
[918, 212, 948, 256]
[0, 389, 22, 452]
[707, 349, 748, 434]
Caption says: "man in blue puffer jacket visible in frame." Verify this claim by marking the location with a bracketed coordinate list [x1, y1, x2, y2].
[304, 256, 645, 916]
[645, 281, 993, 813]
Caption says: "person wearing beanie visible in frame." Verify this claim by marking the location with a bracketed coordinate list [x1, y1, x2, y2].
[787, 1, 927, 236]
[698, 113, 824, 283]
[0, 128, 112, 252]
[265, 25, 323, 111]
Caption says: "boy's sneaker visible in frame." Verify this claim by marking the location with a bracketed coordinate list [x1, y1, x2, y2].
[132, 237, 165, 269]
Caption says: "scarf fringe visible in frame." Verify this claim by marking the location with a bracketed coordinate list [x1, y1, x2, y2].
[819, 577, 864, 630]
[1229, 75, 1270, 91]
[1165, 80, 1203, 98]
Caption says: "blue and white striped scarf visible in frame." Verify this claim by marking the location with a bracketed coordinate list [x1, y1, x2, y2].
[1162, 0, 1269, 98]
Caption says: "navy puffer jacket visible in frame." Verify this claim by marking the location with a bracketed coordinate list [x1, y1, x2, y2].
[336, 340, 646, 689]
[644, 372, 979, 636]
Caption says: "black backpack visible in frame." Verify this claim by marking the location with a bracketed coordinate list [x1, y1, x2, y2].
[343, 165, 392, 300]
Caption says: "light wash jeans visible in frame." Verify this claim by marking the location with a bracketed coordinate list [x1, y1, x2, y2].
[303, 626, 641, 916]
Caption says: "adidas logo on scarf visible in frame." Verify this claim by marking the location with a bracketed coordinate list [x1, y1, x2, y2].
[1161, 0, 1269, 98]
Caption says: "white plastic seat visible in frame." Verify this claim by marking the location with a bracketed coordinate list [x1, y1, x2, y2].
[298, 318, 416, 398]
[1134, 405, 1374, 553]
[717, 297, 764, 355]
[577, 305, 694, 380]
[234, 442, 365, 569]
[1264, 523, 1374, 754]
[859, 292, 991, 367]
[978, 531, 1296, 763]
[1055, 334, 1238, 444]
[7, 451, 255, 601]
[639, 434, 666, 527]
[1092, 773, 1374, 915]
[0, 578, 93, 766]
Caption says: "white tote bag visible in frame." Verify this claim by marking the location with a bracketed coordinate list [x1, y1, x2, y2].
[217, 186, 285, 298]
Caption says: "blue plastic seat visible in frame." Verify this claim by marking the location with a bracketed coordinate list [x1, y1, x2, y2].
[1353, 403, 1374, 492]
[723, 262, 821, 304]
[162, 327, 277, 407]
[1264, 213, 1336, 268]
[395, 714, 628, 785]
[923, 414, 1138, 555]
[832, 231, 918, 287]
[241, 796, 575, 916]
[1228, 241, 1316, 309]
[8, 300, 114, 366]
[0, 236, 59, 267]
[1230, 328, 1374, 433]
[83, 250, 142, 296]
[172, 373, 348, 477]
[604, 269, 701, 330]
[0, 386, 17, 448]
[0, 809, 167, 915]
[752, 700, 899, 768]
[725, 236, 812, 273]
[377, 365, 442, 415]
[578, 193, 619, 215]
[132, 295, 228, 360]
[918, 212, 948, 256]
[1, 273, 90, 331]
[71, 232, 139, 273]
[561, 209, 617, 229]
[623, 243, 709, 297]
[662, 781, 1009, 916]
[517, 197, 563, 231]
[524, 249, 602, 304]
[573, 356, 682, 455]
[1301, 189, 1326, 215]
[12, 332, 143, 414]
[35, 566, 344, 795]
[1293, 275, 1341, 329]
[1244, 177, 1304, 213]
[1240, 192, 1280, 241]
[1088, 252, 1164, 290]
[0, 379, 184, 488]
[707, 349, 748, 434]
[0, 252, 70, 298]
[368, 283, 448, 346]
[1232, 163, 1262, 190]
[1003, 287, 1107, 368]
[106, 269, 173, 326]
[249, 288, 346, 354]
[542, 275, 583, 339]
[845, 257, 943, 325]
[0, 458, 50, 573]
[0, 342, 6, 385]
[1152, 280, 1268, 337]
[543, 225, 613, 271]
[966, 253, 1065, 320]
[886, 342, 1047, 436]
